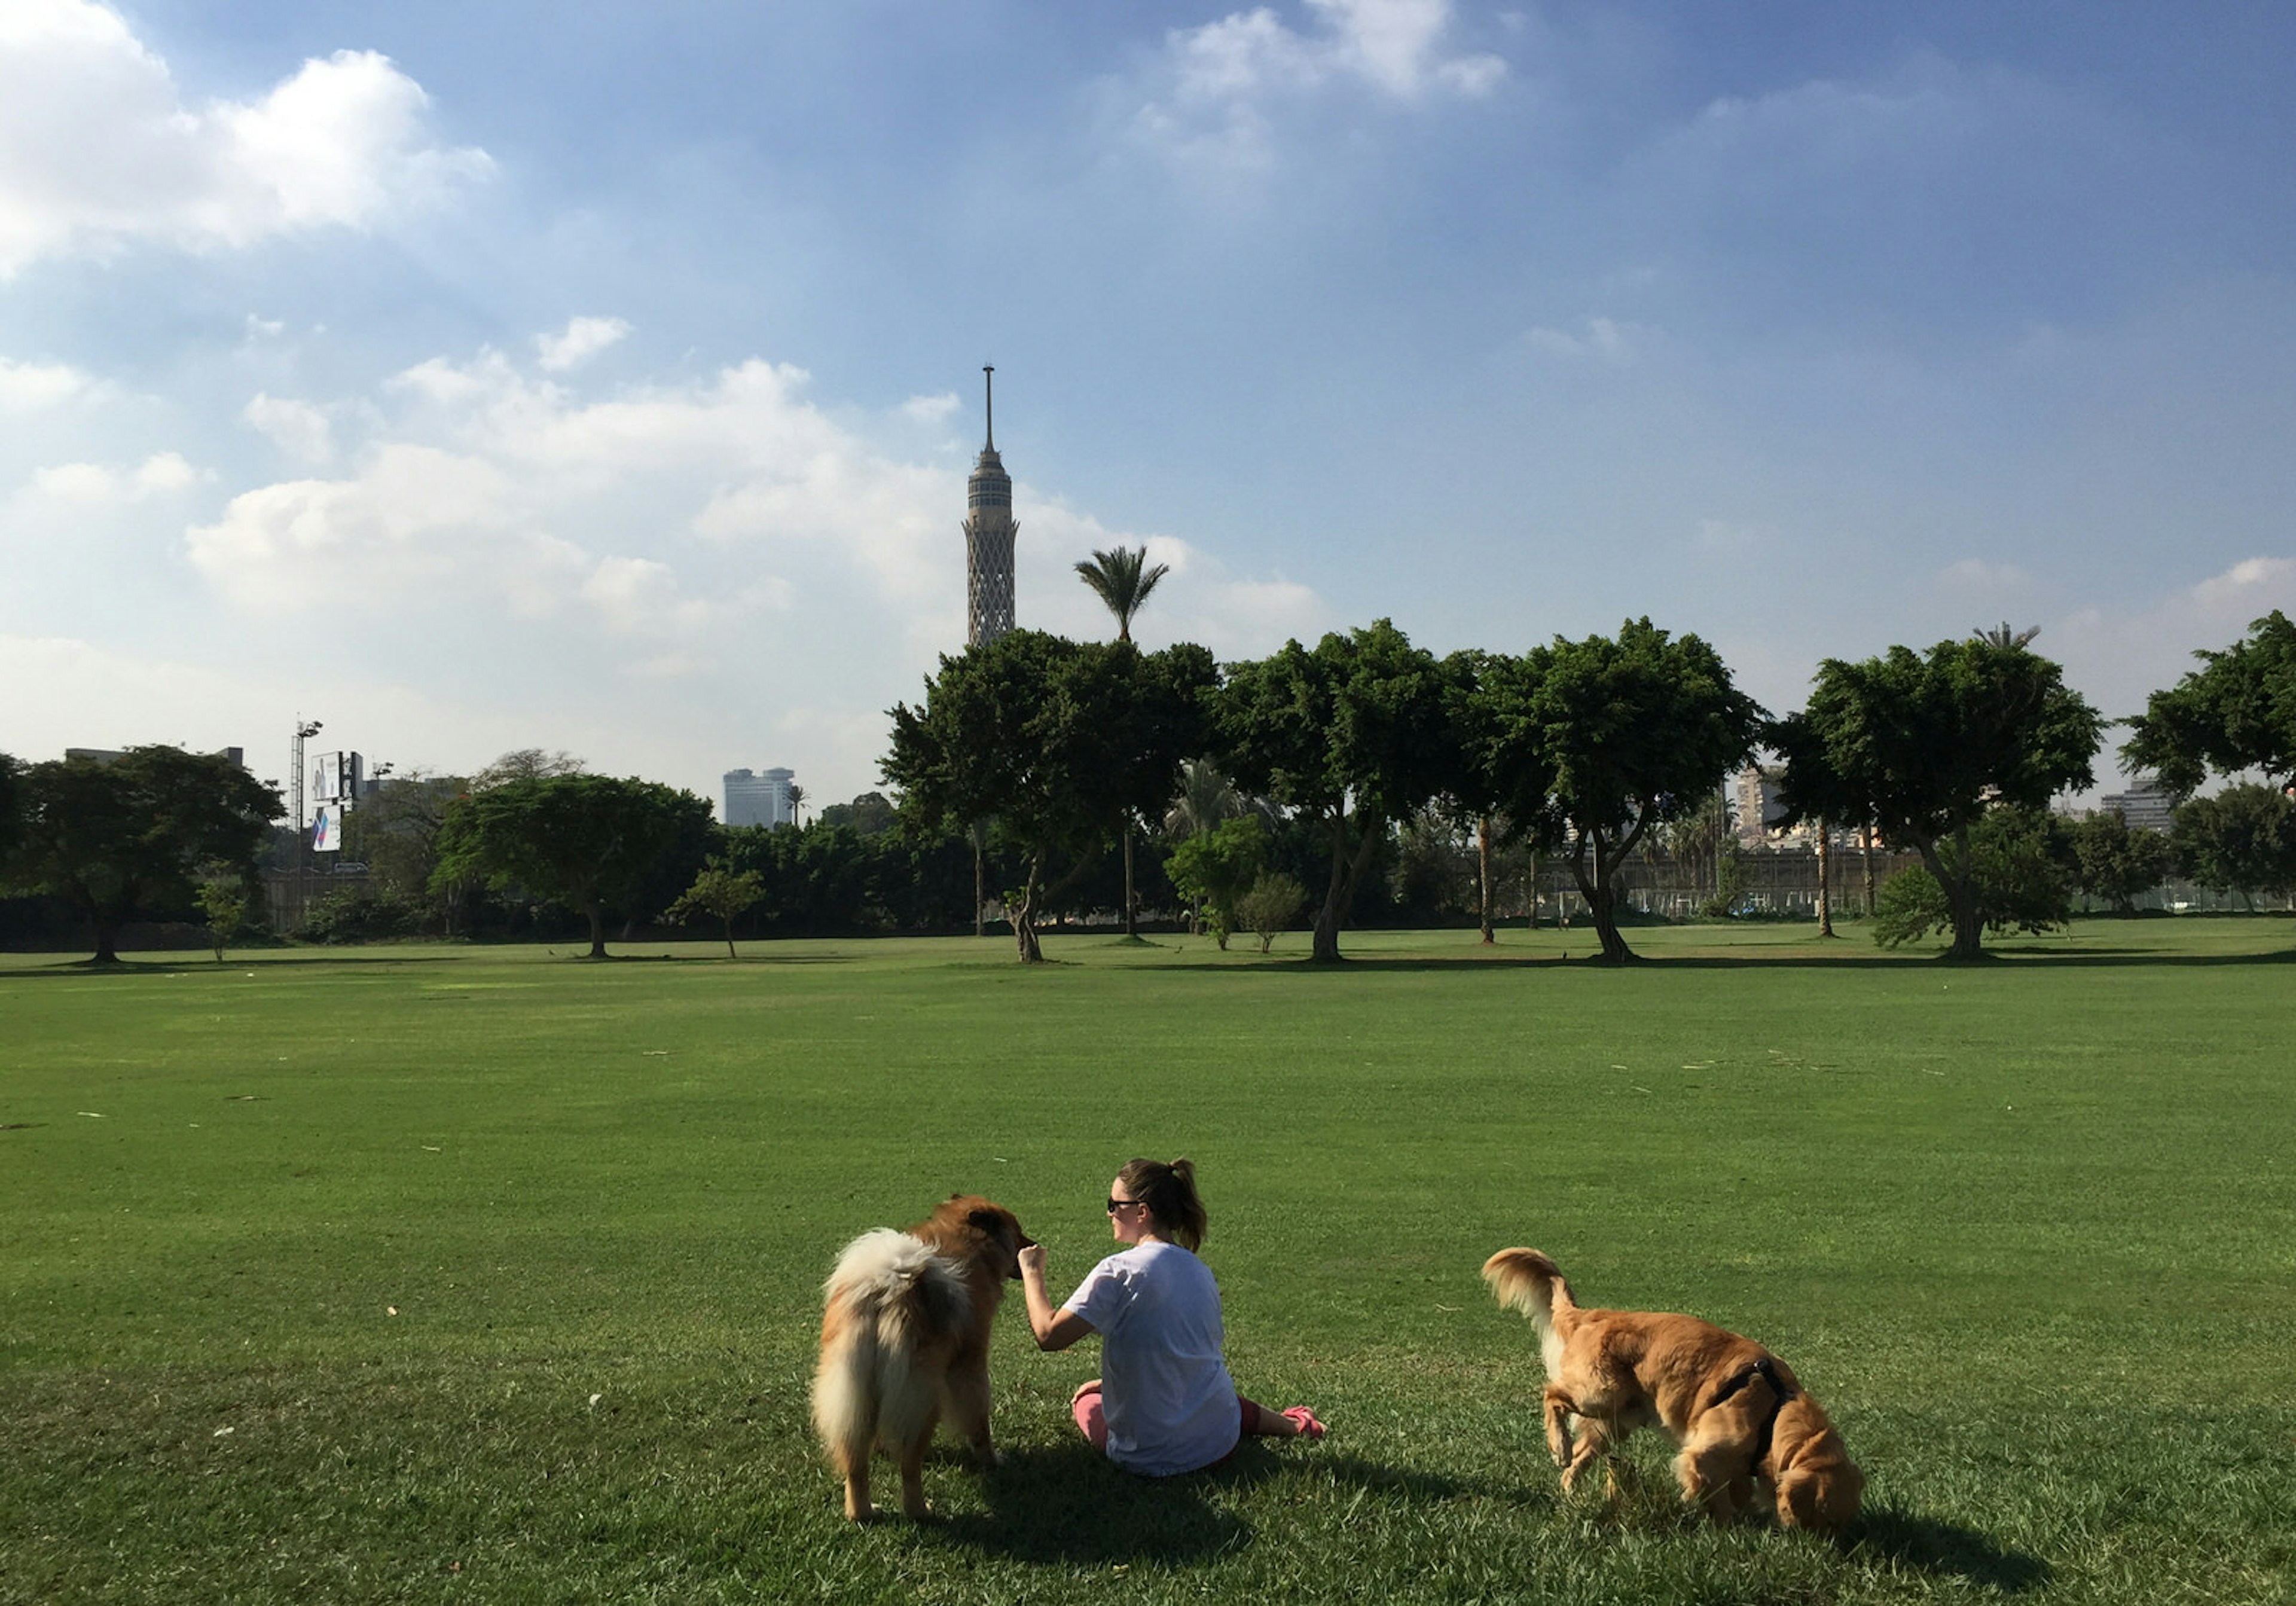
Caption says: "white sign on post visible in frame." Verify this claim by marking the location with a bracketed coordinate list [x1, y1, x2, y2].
[312, 805, 343, 853]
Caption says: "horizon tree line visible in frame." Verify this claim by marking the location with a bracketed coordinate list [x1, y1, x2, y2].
[4, 603, 2293, 964]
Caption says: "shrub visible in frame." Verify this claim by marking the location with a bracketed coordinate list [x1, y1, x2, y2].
[1236, 871, 1307, 955]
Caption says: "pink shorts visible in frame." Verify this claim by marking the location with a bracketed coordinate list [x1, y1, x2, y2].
[1071, 1384, 1248, 1457]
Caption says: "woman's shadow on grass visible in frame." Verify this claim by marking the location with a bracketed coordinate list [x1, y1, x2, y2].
[1849, 1503, 2052, 1592]
[934, 1441, 1474, 1565]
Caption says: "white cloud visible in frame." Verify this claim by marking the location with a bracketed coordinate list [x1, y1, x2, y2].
[0, 0, 491, 276]
[535, 316, 631, 372]
[2189, 555, 2296, 615]
[2050, 554, 2296, 729]
[26, 451, 199, 503]
[1137, 0, 1504, 170]
[243, 393, 336, 464]
[1168, 0, 1503, 102]
[0, 355, 93, 410]
[176, 341, 1327, 791]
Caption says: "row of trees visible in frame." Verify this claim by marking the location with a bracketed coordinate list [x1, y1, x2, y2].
[5, 605, 2289, 965]
[886, 606, 2296, 963]
[0, 747, 281, 962]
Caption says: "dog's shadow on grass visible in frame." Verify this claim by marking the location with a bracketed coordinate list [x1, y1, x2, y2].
[1848, 1503, 2052, 1592]
[932, 1442, 1473, 1565]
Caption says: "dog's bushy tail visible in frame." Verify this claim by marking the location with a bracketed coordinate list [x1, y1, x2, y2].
[1481, 1247, 1578, 1349]
[813, 1228, 972, 1471]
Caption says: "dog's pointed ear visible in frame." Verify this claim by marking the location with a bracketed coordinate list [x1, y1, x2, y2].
[967, 1207, 1006, 1239]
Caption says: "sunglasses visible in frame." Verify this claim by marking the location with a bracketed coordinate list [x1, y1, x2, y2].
[1106, 1198, 1146, 1214]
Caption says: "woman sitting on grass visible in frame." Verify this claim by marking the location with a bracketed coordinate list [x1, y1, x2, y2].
[1018, 1156, 1324, 1475]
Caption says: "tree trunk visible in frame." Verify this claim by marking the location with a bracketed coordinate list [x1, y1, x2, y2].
[1571, 834, 1638, 963]
[722, 916, 737, 960]
[584, 899, 609, 959]
[1916, 831, 1984, 960]
[1122, 826, 1137, 939]
[1477, 814, 1495, 945]
[1861, 826, 1877, 916]
[1816, 819, 1836, 938]
[1311, 811, 1383, 963]
[91, 921, 121, 964]
[1008, 850, 1046, 963]
[973, 833, 985, 939]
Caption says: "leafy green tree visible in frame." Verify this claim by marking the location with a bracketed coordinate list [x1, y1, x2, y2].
[1867, 805, 2075, 946]
[1236, 871, 1307, 954]
[340, 771, 468, 932]
[1165, 814, 1266, 949]
[0, 752, 22, 865]
[1870, 863, 1951, 948]
[884, 631, 1208, 961]
[2064, 811, 2172, 913]
[2123, 610, 2296, 796]
[431, 774, 713, 958]
[817, 792, 897, 835]
[1699, 854, 1751, 920]
[1468, 619, 1764, 963]
[1216, 620, 1449, 962]
[1438, 649, 1515, 944]
[2172, 783, 2296, 908]
[666, 860, 768, 957]
[1775, 639, 2102, 960]
[5, 747, 283, 963]
[194, 870, 251, 961]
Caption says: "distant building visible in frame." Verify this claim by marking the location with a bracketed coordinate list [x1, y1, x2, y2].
[1733, 766, 1789, 848]
[725, 766, 796, 828]
[2098, 776, 2176, 834]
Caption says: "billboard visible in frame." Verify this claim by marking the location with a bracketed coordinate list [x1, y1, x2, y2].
[312, 804, 344, 853]
[310, 751, 363, 804]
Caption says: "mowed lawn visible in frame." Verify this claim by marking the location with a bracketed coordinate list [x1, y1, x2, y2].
[2, 921, 2291, 1605]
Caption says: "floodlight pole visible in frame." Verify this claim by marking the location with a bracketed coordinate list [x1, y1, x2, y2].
[292, 717, 322, 924]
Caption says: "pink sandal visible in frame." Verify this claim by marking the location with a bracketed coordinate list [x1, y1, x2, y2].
[1280, 1406, 1326, 1442]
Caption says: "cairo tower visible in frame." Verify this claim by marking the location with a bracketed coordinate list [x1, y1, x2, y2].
[962, 365, 1016, 646]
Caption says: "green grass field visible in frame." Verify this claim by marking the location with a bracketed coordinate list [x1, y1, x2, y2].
[3, 921, 2292, 1604]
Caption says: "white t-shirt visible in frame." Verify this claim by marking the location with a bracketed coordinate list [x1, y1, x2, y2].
[1066, 1240, 1241, 1476]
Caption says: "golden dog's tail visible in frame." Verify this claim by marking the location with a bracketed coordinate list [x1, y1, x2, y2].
[812, 1228, 972, 1475]
[1481, 1248, 1578, 1362]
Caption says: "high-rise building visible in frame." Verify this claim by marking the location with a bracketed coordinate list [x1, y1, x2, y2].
[725, 766, 796, 828]
[962, 365, 1016, 647]
[1733, 766, 1788, 848]
[2099, 775, 2176, 834]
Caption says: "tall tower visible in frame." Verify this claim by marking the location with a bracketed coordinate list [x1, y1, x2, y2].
[962, 365, 1016, 647]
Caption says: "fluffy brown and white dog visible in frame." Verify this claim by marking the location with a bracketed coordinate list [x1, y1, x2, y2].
[1482, 1248, 1863, 1534]
[811, 1195, 1034, 1521]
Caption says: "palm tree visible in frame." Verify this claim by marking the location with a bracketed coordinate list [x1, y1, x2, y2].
[785, 782, 807, 829]
[1076, 545, 1172, 936]
[1163, 758, 1242, 841]
[1074, 545, 1170, 643]
[1977, 622, 2041, 649]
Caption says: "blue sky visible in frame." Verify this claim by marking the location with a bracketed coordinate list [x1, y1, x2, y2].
[4, 1, 2292, 813]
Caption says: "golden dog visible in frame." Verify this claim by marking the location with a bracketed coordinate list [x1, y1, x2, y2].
[1482, 1248, 1863, 1533]
[812, 1195, 1034, 1520]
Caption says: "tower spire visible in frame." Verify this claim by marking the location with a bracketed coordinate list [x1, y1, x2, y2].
[961, 367, 1016, 646]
